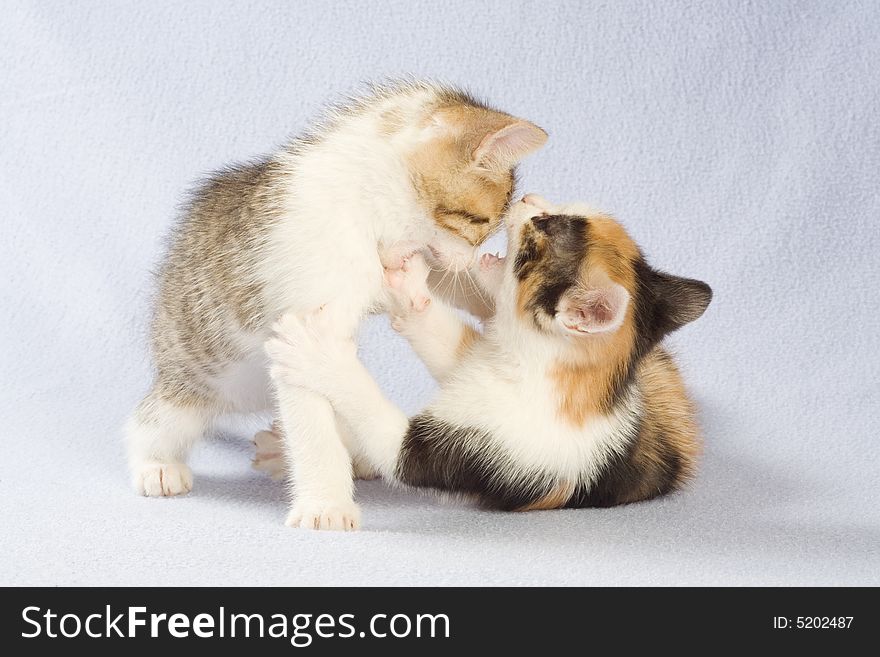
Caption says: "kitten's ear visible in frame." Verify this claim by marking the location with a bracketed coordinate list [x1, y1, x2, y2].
[650, 270, 713, 333]
[473, 120, 548, 171]
[557, 282, 630, 336]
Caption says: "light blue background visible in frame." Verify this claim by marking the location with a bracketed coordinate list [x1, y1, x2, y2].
[2, 0, 878, 584]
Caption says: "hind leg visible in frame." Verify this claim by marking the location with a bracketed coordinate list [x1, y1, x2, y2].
[252, 420, 286, 481]
[125, 387, 212, 496]
[337, 417, 380, 480]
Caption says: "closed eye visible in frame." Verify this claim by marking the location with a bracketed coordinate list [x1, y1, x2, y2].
[438, 206, 491, 225]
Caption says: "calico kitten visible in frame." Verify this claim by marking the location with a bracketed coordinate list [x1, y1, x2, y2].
[126, 81, 547, 530]
[262, 195, 711, 516]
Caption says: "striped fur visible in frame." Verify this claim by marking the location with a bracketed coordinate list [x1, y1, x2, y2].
[125, 81, 548, 530]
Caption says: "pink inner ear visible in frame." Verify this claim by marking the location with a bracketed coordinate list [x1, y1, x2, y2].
[559, 284, 630, 335]
[473, 121, 548, 169]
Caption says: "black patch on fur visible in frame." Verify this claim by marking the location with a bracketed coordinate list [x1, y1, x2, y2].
[513, 230, 540, 279]
[396, 406, 692, 510]
[632, 260, 713, 358]
[598, 361, 639, 418]
[566, 415, 682, 508]
[394, 216, 711, 512]
[396, 411, 685, 510]
[396, 414, 549, 511]
[512, 213, 710, 351]
[517, 215, 588, 320]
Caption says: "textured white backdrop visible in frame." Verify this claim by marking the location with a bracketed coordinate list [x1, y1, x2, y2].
[2, 0, 878, 585]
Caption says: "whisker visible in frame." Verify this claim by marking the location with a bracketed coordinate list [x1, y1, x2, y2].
[464, 266, 491, 310]
[435, 264, 453, 297]
[457, 271, 482, 317]
[453, 270, 468, 304]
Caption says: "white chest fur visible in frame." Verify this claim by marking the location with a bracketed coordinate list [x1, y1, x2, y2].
[430, 345, 641, 485]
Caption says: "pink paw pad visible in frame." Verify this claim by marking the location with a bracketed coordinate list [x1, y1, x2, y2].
[480, 252, 503, 270]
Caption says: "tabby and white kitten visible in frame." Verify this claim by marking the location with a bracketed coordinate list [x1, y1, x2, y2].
[126, 81, 547, 530]
[262, 195, 711, 517]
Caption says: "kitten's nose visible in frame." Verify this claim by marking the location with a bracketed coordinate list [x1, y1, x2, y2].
[522, 194, 552, 210]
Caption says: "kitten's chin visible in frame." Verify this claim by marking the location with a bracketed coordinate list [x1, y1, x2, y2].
[379, 240, 423, 269]
[426, 244, 475, 273]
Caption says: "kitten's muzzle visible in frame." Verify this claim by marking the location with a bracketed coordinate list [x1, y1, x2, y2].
[427, 245, 477, 272]
[505, 194, 549, 227]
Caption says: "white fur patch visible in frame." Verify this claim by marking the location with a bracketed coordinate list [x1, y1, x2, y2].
[429, 328, 640, 488]
[126, 397, 208, 496]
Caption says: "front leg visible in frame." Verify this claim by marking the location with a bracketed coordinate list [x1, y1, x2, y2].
[266, 309, 409, 480]
[274, 384, 361, 530]
[252, 419, 378, 482]
[265, 306, 361, 531]
[386, 254, 482, 383]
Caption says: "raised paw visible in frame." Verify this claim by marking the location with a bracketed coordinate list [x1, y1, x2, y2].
[135, 462, 193, 497]
[286, 498, 362, 531]
[401, 250, 431, 278]
[480, 252, 504, 271]
[474, 251, 506, 296]
[265, 306, 355, 389]
[265, 312, 310, 377]
[384, 252, 432, 319]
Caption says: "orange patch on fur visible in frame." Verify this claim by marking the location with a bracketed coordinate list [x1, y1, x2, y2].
[550, 357, 630, 424]
[518, 481, 576, 511]
[632, 348, 701, 491]
[515, 269, 543, 320]
[592, 348, 700, 506]
[406, 103, 514, 246]
[514, 223, 548, 320]
[456, 324, 480, 358]
[552, 300, 637, 426]
[548, 214, 643, 425]
[584, 216, 641, 279]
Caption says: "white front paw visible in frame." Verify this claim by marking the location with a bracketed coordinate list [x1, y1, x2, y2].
[384, 253, 432, 327]
[265, 306, 355, 391]
[286, 498, 361, 531]
[474, 252, 505, 295]
[135, 462, 193, 497]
